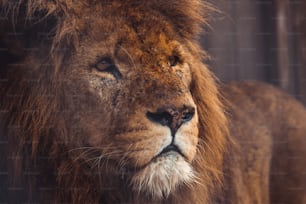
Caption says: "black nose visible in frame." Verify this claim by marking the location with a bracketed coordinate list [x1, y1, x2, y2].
[146, 105, 195, 135]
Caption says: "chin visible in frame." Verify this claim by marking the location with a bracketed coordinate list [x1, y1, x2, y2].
[130, 152, 196, 199]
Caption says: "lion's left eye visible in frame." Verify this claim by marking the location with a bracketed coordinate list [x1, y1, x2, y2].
[168, 55, 180, 67]
[94, 57, 122, 80]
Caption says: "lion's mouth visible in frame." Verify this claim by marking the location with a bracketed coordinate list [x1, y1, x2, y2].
[120, 144, 185, 176]
[156, 144, 184, 158]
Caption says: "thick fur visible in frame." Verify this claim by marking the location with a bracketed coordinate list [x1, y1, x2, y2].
[0, 1, 305, 204]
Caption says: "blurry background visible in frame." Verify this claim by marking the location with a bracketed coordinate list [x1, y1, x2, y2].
[201, 0, 306, 105]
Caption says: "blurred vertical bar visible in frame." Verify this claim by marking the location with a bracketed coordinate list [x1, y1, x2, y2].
[276, 0, 289, 90]
[295, 0, 306, 104]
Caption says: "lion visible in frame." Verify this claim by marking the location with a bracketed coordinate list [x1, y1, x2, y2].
[0, 0, 305, 203]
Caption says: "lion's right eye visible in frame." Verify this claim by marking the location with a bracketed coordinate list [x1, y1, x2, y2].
[94, 57, 122, 80]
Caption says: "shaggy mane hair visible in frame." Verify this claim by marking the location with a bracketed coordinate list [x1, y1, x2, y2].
[0, 0, 229, 203]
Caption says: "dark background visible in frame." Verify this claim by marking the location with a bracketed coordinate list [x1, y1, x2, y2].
[201, 0, 306, 105]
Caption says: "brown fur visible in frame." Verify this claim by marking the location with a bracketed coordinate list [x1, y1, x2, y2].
[0, 1, 305, 203]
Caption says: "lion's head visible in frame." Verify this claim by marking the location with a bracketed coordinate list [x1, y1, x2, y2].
[0, 0, 228, 203]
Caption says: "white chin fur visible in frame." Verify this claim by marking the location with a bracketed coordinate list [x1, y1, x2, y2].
[130, 153, 195, 199]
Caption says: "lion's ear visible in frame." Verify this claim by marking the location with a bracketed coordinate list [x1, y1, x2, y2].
[147, 0, 209, 39]
[0, 0, 81, 57]
[0, 1, 59, 46]
[0, 1, 60, 27]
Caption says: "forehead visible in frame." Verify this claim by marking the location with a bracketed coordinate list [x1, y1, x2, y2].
[79, 4, 180, 50]
[72, 3, 189, 70]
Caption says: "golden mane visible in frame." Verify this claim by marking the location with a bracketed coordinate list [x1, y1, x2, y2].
[0, 0, 211, 54]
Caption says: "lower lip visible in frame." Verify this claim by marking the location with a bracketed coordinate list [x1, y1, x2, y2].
[153, 150, 182, 162]
[121, 151, 180, 175]
[123, 151, 183, 175]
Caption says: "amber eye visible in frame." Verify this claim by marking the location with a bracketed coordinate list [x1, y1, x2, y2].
[168, 55, 180, 67]
[95, 57, 122, 80]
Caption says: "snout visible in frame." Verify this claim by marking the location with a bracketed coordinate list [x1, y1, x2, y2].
[146, 105, 195, 136]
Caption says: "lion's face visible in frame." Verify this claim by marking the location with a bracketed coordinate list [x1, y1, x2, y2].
[56, 12, 199, 198]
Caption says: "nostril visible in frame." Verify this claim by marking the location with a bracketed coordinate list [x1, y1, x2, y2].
[146, 105, 195, 134]
[146, 111, 173, 127]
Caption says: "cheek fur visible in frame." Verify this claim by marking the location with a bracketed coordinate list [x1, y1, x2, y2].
[174, 111, 199, 161]
[115, 123, 172, 167]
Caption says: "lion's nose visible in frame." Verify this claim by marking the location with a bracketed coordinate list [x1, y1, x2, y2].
[146, 105, 195, 135]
